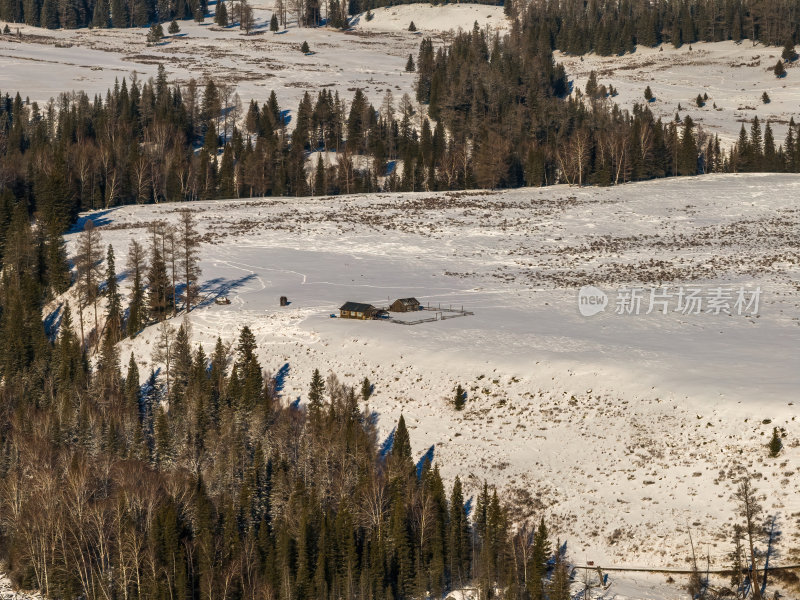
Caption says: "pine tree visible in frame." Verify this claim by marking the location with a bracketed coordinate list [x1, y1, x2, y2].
[781, 39, 798, 62]
[750, 115, 763, 168]
[768, 427, 783, 457]
[168, 18, 179, 33]
[361, 376, 372, 400]
[774, 59, 786, 78]
[314, 153, 326, 195]
[762, 91, 770, 104]
[125, 351, 141, 415]
[76, 219, 104, 348]
[547, 550, 571, 600]
[270, 12, 278, 30]
[405, 53, 415, 72]
[585, 70, 598, 97]
[127, 240, 146, 336]
[453, 384, 465, 410]
[172, 324, 192, 396]
[449, 476, 471, 587]
[147, 236, 173, 321]
[177, 209, 201, 311]
[308, 368, 325, 425]
[678, 115, 697, 175]
[390, 415, 413, 476]
[215, 0, 227, 25]
[105, 244, 123, 342]
[408, 20, 416, 31]
[96, 324, 122, 398]
[55, 303, 86, 392]
[147, 22, 164, 43]
[527, 518, 551, 600]
[300, 40, 310, 53]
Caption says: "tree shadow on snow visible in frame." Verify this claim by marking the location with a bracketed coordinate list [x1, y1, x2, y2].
[196, 274, 257, 307]
[415, 445, 434, 479]
[70, 208, 120, 233]
[379, 427, 396, 459]
[274, 362, 290, 393]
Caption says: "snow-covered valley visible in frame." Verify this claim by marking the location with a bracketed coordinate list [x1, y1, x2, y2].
[56, 174, 800, 581]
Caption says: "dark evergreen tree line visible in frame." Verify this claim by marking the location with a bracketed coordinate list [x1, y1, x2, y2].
[0, 0, 206, 29]
[518, 0, 800, 56]
[410, 25, 800, 188]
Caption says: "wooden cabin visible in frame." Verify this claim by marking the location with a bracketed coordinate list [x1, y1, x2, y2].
[340, 302, 377, 320]
[390, 297, 421, 312]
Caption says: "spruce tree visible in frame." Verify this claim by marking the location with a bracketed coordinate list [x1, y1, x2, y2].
[125, 351, 141, 415]
[774, 59, 786, 78]
[215, 0, 227, 25]
[147, 240, 172, 321]
[147, 22, 164, 43]
[405, 53, 415, 72]
[127, 240, 146, 336]
[270, 12, 278, 30]
[527, 518, 551, 600]
[105, 244, 123, 342]
[449, 476, 471, 587]
[314, 153, 326, 195]
[361, 376, 372, 400]
[168, 18, 179, 33]
[453, 384, 465, 410]
[308, 368, 325, 425]
[408, 20, 416, 31]
[768, 427, 783, 457]
[781, 40, 798, 62]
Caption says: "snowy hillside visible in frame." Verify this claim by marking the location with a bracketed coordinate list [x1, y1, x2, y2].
[559, 41, 799, 146]
[352, 3, 509, 33]
[59, 174, 800, 578]
[2, 5, 797, 144]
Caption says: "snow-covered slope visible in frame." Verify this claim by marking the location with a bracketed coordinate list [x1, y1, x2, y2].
[352, 3, 509, 33]
[2, 7, 797, 144]
[559, 41, 799, 146]
[60, 174, 800, 576]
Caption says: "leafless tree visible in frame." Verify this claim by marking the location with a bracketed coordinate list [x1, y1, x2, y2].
[75, 219, 104, 348]
[153, 320, 177, 395]
[735, 474, 763, 600]
[177, 209, 202, 311]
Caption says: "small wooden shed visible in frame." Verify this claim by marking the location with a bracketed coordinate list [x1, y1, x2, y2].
[340, 302, 377, 320]
[390, 297, 421, 312]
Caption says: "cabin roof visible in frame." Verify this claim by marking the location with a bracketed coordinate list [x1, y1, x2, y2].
[340, 301, 376, 312]
[393, 297, 420, 305]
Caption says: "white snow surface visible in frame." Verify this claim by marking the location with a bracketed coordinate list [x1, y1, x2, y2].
[352, 3, 509, 33]
[0, 2, 507, 121]
[559, 40, 800, 146]
[57, 174, 800, 581]
[0, 573, 40, 600]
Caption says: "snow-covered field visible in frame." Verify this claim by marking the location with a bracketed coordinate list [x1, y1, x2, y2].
[559, 41, 799, 146]
[58, 174, 800, 588]
[0, 2, 507, 117]
[3, 4, 799, 144]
